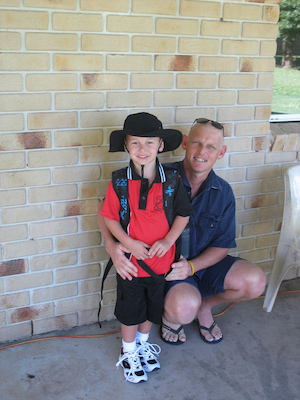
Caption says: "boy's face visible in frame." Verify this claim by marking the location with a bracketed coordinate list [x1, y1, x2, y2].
[124, 135, 164, 167]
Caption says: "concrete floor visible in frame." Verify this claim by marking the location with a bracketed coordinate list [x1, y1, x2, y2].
[0, 278, 299, 400]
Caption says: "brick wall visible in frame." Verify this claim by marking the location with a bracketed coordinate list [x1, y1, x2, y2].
[0, 0, 299, 343]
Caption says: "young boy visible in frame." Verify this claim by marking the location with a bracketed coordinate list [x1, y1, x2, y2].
[100, 112, 193, 383]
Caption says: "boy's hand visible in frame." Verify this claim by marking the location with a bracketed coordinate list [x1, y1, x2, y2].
[130, 240, 150, 260]
[148, 239, 172, 258]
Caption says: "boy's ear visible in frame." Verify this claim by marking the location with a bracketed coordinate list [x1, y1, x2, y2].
[158, 139, 164, 153]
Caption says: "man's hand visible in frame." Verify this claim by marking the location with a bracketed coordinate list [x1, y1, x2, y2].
[165, 256, 192, 281]
[109, 242, 138, 281]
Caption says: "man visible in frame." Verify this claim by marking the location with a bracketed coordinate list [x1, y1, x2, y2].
[98, 118, 266, 345]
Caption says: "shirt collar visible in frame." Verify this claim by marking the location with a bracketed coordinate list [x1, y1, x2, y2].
[128, 159, 166, 183]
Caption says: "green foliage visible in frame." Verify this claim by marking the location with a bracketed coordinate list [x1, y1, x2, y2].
[272, 67, 300, 114]
[279, 0, 300, 43]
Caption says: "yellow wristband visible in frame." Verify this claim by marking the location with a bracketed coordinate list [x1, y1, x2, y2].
[188, 260, 195, 276]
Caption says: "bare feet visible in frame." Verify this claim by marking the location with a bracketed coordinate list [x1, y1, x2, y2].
[160, 317, 186, 344]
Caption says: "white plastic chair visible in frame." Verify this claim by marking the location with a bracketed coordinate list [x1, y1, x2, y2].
[263, 165, 300, 312]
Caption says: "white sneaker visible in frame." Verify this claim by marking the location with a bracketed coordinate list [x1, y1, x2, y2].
[138, 341, 161, 372]
[116, 348, 148, 383]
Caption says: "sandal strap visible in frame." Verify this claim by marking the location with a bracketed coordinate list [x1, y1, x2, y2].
[161, 323, 183, 336]
[199, 321, 217, 335]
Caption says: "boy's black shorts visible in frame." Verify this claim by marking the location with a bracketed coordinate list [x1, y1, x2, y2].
[114, 274, 165, 326]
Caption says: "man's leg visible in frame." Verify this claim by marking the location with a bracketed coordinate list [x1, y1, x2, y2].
[197, 259, 266, 342]
[161, 282, 201, 343]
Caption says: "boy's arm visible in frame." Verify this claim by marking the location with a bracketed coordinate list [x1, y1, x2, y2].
[148, 215, 189, 258]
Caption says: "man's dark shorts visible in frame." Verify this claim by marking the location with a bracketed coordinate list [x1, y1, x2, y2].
[165, 255, 242, 299]
[115, 274, 165, 326]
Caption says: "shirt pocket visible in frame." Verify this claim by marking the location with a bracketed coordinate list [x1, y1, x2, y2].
[199, 212, 222, 230]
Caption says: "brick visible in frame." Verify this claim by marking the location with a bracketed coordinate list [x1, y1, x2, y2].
[56, 293, 99, 314]
[54, 54, 103, 71]
[80, 0, 129, 12]
[246, 165, 280, 180]
[26, 33, 78, 51]
[0, 0, 19, 5]
[28, 149, 77, 168]
[4, 238, 52, 259]
[201, 21, 239, 37]
[242, 23, 278, 39]
[235, 237, 256, 252]
[175, 108, 215, 124]
[253, 136, 268, 151]
[0, 259, 27, 277]
[132, 36, 176, 53]
[199, 57, 238, 72]
[0, 189, 26, 207]
[0, 322, 31, 343]
[0, 114, 24, 132]
[0, 311, 5, 326]
[55, 92, 104, 110]
[24, 0, 77, 9]
[29, 184, 77, 203]
[81, 74, 127, 90]
[0, 170, 51, 189]
[33, 314, 78, 336]
[177, 74, 216, 89]
[155, 55, 196, 71]
[33, 284, 77, 303]
[53, 165, 100, 184]
[236, 209, 259, 225]
[107, 91, 151, 108]
[132, 0, 177, 15]
[219, 73, 255, 89]
[54, 199, 99, 218]
[107, 55, 152, 71]
[238, 90, 273, 105]
[258, 73, 274, 89]
[154, 91, 195, 107]
[56, 263, 100, 283]
[235, 121, 270, 136]
[0, 225, 27, 243]
[53, 12, 103, 31]
[263, 5, 280, 22]
[8, 303, 54, 324]
[245, 194, 278, 209]
[0, 53, 50, 71]
[229, 152, 264, 167]
[79, 277, 102, 295]
[131, 73, 174, 89]
[261, 178, 284, 193]
[54, 129, 103, 147]
[265, 151, 297, 164]
[180, 0, 221, 18]
[242, 221, 274, 237]
[197, 90, 236, 106]
[31, 251, 77, 271]
[222, 40, 259, 56]
[255, 106, 272, 120]
[0, 93, 51, 112]
[231, 181, 261, 197]
[0, 132, 51, 151]
[285, 134, 299, 151]
[5, 270, 52, 292]
[27, 73, 77, 91]
[28, 112, 77, 130]
[80, 215, 99, 232]
[0, 32, 21, 51]
[156, 17, 198, 35]
[256, 232, 280, 248]
[178, 38, 219, 54]
[80, 247, 108, 264]
[215, 168, 245, 183]
[240, 57, 275, 72]
[259, 206, 283, 222]
[79, 181, 109, 199]
[81, 146, 127, 164]
[223, 3, 261, 21]
[260, 40, 277, 56]
[0, 73, 23, 92]
[217, 106, 253, 122]
[225, 137, 251, 153]
[101, 162, 128, 180]
[0, 152, 25, 170]
[30, 218, 78, 239]
[0, 10, 48, 29]
[80, 110, 127, 128]
[2, 204, 51, 224]
[107, 15, 152, 33]
[0, 292, 30, 310]
[82, 34, 129, 52]
[238, 248, 270, 263]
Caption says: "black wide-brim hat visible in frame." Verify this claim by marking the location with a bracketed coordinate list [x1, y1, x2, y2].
[109, 112, 182, 153]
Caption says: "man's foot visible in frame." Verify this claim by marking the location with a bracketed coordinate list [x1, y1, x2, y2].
[116, 348, 148, 383]
[138, 341, 161, 372]
[199, 321, 223, 344]
[160, 317, 186, 345]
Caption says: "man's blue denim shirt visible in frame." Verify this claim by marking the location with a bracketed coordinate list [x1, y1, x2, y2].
[169, 161, 236, 260]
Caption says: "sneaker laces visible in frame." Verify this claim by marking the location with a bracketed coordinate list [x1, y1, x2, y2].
[116, 347, 144, 382]
[138, 342, 161, 359]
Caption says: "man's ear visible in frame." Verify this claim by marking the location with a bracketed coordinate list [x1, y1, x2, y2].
[181, 134, 188, 150]
[218, 145, 227, 160]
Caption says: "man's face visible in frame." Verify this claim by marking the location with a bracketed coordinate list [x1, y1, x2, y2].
[182, 123, 226, 177]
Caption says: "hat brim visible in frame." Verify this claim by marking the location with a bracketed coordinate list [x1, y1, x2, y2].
[109, 128, 182, 153]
